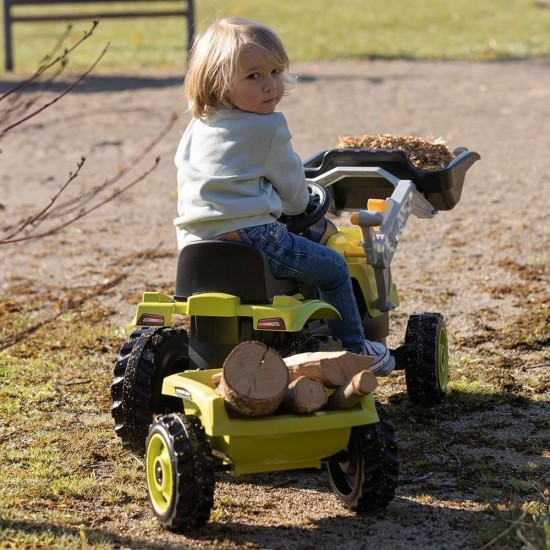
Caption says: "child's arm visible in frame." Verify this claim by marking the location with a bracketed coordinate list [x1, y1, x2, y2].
[266, 117, 310, 216]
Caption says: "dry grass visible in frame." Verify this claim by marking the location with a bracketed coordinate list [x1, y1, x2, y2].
[0, 263, 548, 548]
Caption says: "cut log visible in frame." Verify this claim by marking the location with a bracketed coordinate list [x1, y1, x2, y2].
[279, 376, 328, 414]
[211, 372, 222, 386]
[216, 341, 289, 417]
[284, 350, 374, 388]
[327, 370, 379, 410]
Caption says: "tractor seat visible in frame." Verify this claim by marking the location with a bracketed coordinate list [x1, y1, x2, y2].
[174, 240, 299, 304]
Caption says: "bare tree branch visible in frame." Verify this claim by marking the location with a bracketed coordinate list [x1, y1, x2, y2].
[0, 244, 163, 352]
[0, 113, 177, 244]
[0, 21, 99, 103]
[46, 113, 177, 220]
[0, 43, 109, 139]
[0, 157, 86, 240]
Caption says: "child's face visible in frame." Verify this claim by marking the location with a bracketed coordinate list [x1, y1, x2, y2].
[230, 47, 285, 115]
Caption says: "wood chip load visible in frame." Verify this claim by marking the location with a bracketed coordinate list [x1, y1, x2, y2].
[215, 342, 378, 417]
[337, 134, 455, 170]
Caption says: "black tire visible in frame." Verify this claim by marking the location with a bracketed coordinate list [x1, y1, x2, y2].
[327, 402, 399, 513]
[110, 326, 189, 454]
[146, 413, 215, 530]
[404, 312, 449, 406]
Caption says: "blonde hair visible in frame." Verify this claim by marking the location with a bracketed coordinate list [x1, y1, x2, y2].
[184, 18, 293, 119]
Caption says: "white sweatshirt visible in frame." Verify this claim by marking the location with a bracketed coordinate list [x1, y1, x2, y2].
[173, 109, 309, 249]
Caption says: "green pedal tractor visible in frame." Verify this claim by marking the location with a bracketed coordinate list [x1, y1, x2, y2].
[110, 146, 479, 529]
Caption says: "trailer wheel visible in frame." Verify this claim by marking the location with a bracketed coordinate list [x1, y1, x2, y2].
[327, 402, 398, 513]
[146, 413, 215, 530]
[404, 313, 449, 406]
[110, 327, 189, 454]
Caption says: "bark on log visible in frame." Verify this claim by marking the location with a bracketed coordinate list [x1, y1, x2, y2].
[279, 376, 328, 414]
[327, 370, 378, 410]
[216, 341, 289, 417]
[284, 350, 374, 388]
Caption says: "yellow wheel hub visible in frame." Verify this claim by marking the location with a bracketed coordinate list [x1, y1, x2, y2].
[437, 327, 449, 392]
[146, 433, 173, 515]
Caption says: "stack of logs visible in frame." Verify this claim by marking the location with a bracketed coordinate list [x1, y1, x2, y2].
[213, 341, 379, 417]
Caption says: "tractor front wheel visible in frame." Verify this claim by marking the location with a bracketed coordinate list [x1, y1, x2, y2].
[404, 312, 449, 406]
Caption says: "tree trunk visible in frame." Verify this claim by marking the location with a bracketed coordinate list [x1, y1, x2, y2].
[284, 350, 374, 388]
[216, 341, 289, 417]
[326, 370, 378, 410]
[279, 376, 328, 414]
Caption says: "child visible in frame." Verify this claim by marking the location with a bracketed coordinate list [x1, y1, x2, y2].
[173, 17, 395, 376]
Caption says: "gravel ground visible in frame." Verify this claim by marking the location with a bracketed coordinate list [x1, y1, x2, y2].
[1, 59, 548, 549]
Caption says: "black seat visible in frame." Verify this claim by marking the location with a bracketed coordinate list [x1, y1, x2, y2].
[174, 240, 299, 304]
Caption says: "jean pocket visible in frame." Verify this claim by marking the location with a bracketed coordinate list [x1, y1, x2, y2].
[263, 226, 303, 279]
[265, 221, 287, 242]
[240, 224, 267, 246]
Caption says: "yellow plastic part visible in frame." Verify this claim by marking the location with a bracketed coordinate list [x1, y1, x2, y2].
[325, 227, 399, 316]
[131, 291, 340, 332]
[367, 198, 388, 212]
[146, 433, 173, 515]
[367, 198, 387, 230]
[162, 369, 380, 475]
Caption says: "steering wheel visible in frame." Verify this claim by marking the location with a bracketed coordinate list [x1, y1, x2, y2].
[278, 182, 331, 233]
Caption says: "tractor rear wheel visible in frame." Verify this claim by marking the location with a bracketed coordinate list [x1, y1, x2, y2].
[110, 326, 189, 454]
[327, 401, 398, 513]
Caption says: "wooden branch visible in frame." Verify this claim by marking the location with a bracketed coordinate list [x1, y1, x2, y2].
[0, 157, 85, 241]
[279, 376, 327, 414]
[0, 21, 99, 103]
[284, 350, 374, 388]
[1, 113, 177, 245]
[216, 341, 289, 417]
[326, 370, 378, 410]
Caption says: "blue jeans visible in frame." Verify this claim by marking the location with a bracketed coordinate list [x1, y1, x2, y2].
[236, 222, 368, 354]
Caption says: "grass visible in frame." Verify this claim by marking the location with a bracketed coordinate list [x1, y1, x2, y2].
[1, 278, 548, 548]
[2, 0, 550, 73]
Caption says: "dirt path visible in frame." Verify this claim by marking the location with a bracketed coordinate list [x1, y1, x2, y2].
[1, 60, 548, 549]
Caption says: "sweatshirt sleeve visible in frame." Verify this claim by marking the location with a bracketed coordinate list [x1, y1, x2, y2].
[266, 116, 310, 215]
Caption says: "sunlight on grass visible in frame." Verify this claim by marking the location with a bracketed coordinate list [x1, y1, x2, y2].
[2, 0, 549, 73]
[0, 300, 150, 548]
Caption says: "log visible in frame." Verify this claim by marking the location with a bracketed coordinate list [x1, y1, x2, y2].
[327, 370, 379, 410]
[279, 376, 328, 414]
[284, 350, 374, 388]
[216, 341, 289, 417]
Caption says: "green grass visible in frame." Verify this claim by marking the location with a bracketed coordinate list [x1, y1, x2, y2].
[2, 0, 550, 73]
[1, 283, 548, 547]
[0, 313, 144, 549]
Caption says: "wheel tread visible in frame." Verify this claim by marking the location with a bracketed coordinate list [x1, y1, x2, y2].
[148, 414, 214, 529]
[110, 327, 189, 454]
[404, 312, 447, 406]
[328, 402, 398, 514]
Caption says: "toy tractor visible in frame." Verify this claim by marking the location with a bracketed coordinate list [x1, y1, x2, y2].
[110, 146, 479, 529]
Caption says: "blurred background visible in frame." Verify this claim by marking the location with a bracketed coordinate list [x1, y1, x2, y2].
[2, 0, 549, 74]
